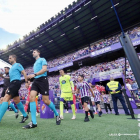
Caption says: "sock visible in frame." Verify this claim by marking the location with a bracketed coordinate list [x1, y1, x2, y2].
[16, 102, 27, 117]
[85, 111, 88, 118]
[60, 101, 64, 116]
[0, 102, 8, 122]
[0, 104, 2, 110]
[93, 106, 97, 112]
[9, 103, 18, 113]
[48, 102, 59, 116]
[71, 104, 76, 116]
[89, 109, 92, 114]
[30, 102, 37, 124]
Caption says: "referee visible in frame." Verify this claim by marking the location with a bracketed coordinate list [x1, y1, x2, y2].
[106, 77, 130, 115]
[0, 67, 18, 118]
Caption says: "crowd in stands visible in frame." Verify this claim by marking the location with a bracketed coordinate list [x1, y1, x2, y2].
[47, 27, 140, 69]
[49, 55, 140, 97]
[0, 27, 140, 98]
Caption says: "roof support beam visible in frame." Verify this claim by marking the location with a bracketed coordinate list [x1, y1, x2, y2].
[88, 4, 105, 38]
[57, 26, 78, 51]
[34, 38, 56, 59]
[45, 33, 66, 54]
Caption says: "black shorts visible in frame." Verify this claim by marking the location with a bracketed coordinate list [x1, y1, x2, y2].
[95, 101, 100, 105]
[1, 88, 7, 97]
[81, 96, 89, 105]
[31, 76, 49, 96]
[7, 80, 21, 98]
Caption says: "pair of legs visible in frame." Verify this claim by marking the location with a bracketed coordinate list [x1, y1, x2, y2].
[23, 76, 61, 128]
[23, 90, 60, 128]
[111, 93, 129, 115]
[81, 97, 94, 122]
[104, 103, 112, 113]
[0, 94, 27, 122]
[90, 97, 97, 113]
[0, 88, 18, 114]
[60, 97, 76, 119]
[95, 101, 102, 117]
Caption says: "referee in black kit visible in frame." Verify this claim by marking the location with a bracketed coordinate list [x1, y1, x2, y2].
[106, 77, 130, 115]
[0, 67, 18, 118]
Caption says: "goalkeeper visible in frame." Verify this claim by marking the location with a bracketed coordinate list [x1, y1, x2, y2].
[59, 69, 76, 120]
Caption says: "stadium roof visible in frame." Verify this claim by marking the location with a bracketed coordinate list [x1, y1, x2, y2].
[0, 0, 140, 68]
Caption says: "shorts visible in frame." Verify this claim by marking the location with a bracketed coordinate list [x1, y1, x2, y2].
[31, 76, 49, 95]
[95, 101, 100, 105]
[91, 97, 94, 102]
[61, 93, 73, 101]
[7, 80, 21, 98]
[81, 96, 90, 105]
[1, 88, 7, 97]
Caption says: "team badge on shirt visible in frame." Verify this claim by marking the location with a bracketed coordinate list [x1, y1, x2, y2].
[62, 80, 66, 84]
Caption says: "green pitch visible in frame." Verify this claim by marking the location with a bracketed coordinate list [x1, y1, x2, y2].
[0, 111, 139, 140]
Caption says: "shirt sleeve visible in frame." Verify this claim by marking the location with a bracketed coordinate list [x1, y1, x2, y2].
[106, 85, 112, 92]
[85, 82, 91, 89]
[42, 58, 47, 66]
[115, 83, 122, 91]
[17, 63, 24, 72]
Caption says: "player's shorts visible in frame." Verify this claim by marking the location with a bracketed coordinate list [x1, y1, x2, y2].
[91, 97, 94, 102]
[1, 88, 7, 98]
[7, 80, 21, 98]
[95, 101, 100, 105]
[81, 96, 90, 105]
[31, 76, 49, 95]
[61, 93, 73, 101]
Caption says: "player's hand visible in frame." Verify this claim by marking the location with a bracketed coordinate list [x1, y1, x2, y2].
[113, 90, 116, 93]
[28, 74, 35, 79]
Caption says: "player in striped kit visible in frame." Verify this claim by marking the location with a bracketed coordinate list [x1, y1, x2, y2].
[91, 85, 103, 117]
[76, 75, 95, 122]
[101, 91, 112, 114]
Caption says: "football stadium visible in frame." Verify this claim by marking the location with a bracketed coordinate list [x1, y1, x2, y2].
[0, 0, 140, 140]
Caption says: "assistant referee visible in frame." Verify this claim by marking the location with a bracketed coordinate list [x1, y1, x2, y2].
[106, 77, 130, 115]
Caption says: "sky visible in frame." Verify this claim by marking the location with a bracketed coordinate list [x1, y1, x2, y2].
[0, 0, 74, 66]
[0, 0, 74, 48]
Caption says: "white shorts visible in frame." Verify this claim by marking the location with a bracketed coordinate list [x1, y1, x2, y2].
[91, 97, 94, 102]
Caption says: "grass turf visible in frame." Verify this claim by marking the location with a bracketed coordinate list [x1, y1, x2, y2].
[0, 111, 139, 140]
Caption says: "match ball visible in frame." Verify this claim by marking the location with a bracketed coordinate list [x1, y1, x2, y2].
[0, 68, 5, 75]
